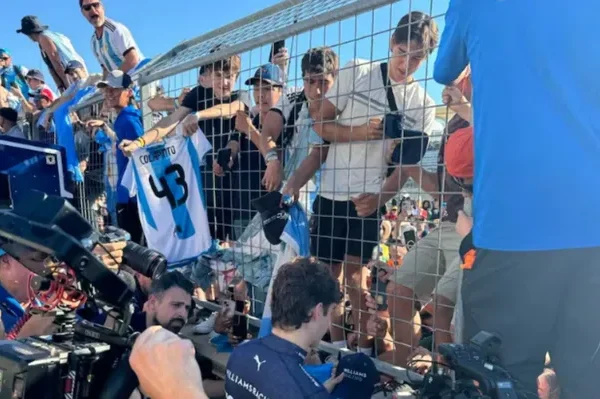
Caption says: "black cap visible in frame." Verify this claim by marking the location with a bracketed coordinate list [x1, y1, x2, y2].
[251, 192, 289, 245]
[65, 60, 85, 74]
[26, 69, 45, 83]
[17, 16, 48, 35]
[0, 108, 18, 123]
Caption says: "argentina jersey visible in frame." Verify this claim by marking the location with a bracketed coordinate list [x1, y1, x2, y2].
[91, 18, 145, 73]
[121, 125, 212, 263]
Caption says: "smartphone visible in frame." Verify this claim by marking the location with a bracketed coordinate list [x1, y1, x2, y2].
[217, 148, 232, 172]
[403, 229, 417, 250]
[370, 269, 388, 312]
[232, 300, 247, 339]
[270, 40, 286, 62]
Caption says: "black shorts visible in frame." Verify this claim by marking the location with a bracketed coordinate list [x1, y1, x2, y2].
[310, 196, 384, 265]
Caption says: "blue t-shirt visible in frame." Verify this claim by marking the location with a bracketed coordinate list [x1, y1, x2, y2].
[225, 334, 330, 399]
[434, 0, 600, 251]
[0, 284, 25, 333]
[114, 106, 143, 204]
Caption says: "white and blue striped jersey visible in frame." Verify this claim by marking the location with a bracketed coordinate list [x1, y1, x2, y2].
[91, 18, 145, 73]
[41, 31, 87, 72]
[121, 125, 212, 263]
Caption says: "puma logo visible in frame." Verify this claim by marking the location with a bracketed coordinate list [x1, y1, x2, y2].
[254, 355, 266, 372]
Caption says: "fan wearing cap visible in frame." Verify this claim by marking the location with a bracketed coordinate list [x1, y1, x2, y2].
[42, 60, 102, 132]
[36, 88, 57, 142]
[226, 258, 345, 399]
[90, 70, 144, 244]
[8, 69, 55, 115]
[0, 107, 25, 139]
[17, 16, 87, 93]
[0, 49, 30, 102]
[214, 63, 286, 237]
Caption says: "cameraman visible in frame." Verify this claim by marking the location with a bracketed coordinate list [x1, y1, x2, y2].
[0, 241, 125, 338]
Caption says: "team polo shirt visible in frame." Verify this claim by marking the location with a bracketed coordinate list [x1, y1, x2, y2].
[225, 334, 330, 399]
[434, 0, 600, 251]
[91, 18, 145, 73]
[121, 124, 212, 263]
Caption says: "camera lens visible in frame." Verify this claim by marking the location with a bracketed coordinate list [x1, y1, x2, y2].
[122, 242, 167, 280]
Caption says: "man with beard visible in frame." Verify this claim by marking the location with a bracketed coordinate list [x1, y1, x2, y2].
[132, 271, 194, 334]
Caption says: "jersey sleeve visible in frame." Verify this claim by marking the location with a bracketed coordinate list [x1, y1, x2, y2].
[190, 127, 213, 162]
[120, 159, 137, 197]
[113, 24, 139, 57]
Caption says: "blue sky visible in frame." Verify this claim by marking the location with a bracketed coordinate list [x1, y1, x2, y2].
[2, 0, 449, 102]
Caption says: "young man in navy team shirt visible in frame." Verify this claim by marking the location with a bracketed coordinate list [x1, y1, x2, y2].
[87, 70, 144, 243]
[225, 258, 344, 398]
[435, 1, 600, 397]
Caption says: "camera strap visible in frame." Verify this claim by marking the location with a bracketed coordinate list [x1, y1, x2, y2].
[380, 62, 398, 113]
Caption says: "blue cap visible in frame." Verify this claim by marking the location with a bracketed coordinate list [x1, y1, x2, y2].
[245, 63, 284, 87]
[0, 49, 10, 57]
[65, 60, 84, 73]
[332, 353, 378, 399]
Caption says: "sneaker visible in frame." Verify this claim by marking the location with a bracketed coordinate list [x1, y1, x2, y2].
[192, 312, 218, 334]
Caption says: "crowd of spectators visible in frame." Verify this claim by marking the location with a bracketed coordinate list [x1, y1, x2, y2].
[1, 0, 597, 398]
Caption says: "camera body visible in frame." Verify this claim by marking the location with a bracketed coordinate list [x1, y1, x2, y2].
[418, 332, 520, 399]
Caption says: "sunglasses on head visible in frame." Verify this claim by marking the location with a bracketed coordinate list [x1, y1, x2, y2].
[82, 2, 101, 12]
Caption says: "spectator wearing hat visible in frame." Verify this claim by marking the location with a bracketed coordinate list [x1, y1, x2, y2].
[79, 0, 146, 77]
[214, 63, 286, 238]
[87, 70, 144, 244]
[9, 69, 56, 115]
[36, 88, 57, 143]
[0, 49, 29, 106]
[42, 60, 102, 132]
[0, 108, 25, 139]
[17, 16, 87, 93]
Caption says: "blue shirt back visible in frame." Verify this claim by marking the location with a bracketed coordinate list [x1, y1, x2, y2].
[226, 334, 330, 399]
[434, 0, 600, 251]
[114, 106, 143, 204]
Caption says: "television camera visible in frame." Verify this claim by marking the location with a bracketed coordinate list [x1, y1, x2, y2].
[399, 331, 523, 398]
[0, 191, 164, 399]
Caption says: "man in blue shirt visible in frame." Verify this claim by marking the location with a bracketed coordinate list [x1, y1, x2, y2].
[0, 49, 29, 104]
[434, 1, 600, 397]
[226, 258, 344, 398]
[88, 70, 144, 243]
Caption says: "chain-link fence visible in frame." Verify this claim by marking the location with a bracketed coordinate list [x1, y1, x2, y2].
[66, 0, 461, 387]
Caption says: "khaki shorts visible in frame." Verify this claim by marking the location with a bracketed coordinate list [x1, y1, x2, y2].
[391, 222, 462, 303]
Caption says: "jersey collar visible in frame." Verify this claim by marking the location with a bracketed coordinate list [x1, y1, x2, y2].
[262, 334, 307, 363]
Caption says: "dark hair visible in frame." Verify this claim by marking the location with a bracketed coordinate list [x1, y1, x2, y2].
[392, 11, 439, 56]
[422, 200, 431, 210]
[150, 271, 194, 298]
[271, 257, 341, 330]
[301, 47, 338, 78]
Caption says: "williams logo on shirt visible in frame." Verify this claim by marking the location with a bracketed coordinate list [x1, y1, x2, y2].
[226, 370, 270, 399]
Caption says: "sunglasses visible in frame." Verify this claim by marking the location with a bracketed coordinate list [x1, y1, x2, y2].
[82, 2, 101, 12]
[0, 57, 9, 61]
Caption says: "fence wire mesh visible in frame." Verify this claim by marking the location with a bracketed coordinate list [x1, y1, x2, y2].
[71, 0, 461, 385]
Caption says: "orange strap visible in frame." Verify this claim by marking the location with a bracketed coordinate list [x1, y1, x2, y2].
[461, 249, 476, 270]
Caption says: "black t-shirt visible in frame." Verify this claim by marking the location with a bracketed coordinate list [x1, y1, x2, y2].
[230, 114, 267, 221]
[438, 114, 470, 223]
[181, 85, 246, 166]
